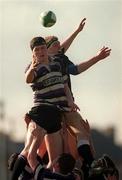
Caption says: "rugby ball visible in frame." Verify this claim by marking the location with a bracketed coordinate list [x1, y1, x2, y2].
[40, 11, 56, 27]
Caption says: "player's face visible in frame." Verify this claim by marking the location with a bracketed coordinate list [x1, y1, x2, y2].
[48, 41, 60, 55]
[32, 45, 48, 63]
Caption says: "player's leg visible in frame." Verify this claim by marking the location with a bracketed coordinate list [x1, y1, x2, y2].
[64, 111, 88, 141]
[37, 138, 47, 159]
[24, 113, 48, 165]
[10, 120, 36, 180]
[61, 119, 71, 154]
[44, 130, 63, 169]
[27, 121, 46, 171]
[64, 111, 94, 179]
[61, 118, 79, 159]
[29, 105, 63, 171]
[67, 127, 79, 159]
[39, 106, 63, 169]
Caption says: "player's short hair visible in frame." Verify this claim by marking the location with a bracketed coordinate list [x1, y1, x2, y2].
[30, 36, 46, 51]
[55, 153, 76, 175]
[44, 36, 58, 48]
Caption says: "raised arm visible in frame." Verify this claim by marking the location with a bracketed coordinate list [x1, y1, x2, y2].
[77, 46, 111, 74]
[61, 18, 86, 53]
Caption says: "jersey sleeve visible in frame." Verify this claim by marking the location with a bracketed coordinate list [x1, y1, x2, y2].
[68, 64, 79, 75]
[61, 55, 79, 75]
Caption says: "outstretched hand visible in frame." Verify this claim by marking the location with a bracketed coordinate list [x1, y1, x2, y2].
[77, 18, 86, 32]
[96, 46, 111, 61]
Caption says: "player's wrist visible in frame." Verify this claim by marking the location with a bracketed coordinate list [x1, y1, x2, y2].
[93, 55, 100, 62]
[75, 28, 81, 34]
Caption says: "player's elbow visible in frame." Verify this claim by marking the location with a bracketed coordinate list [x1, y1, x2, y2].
[25, 77, 33, 83]
[26, 79, 30, 83]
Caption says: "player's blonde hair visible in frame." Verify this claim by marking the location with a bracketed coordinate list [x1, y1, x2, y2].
[44, 36, 58, 48]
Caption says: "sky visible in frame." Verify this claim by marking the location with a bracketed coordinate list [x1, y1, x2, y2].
[0, 0, 122, 143]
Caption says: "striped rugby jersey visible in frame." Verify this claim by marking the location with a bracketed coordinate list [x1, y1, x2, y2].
[50, 49, 79, 100]
[26, 57, 70, 111]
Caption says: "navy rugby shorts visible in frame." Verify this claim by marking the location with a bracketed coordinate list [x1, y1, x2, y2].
[27, 105, 62, 134]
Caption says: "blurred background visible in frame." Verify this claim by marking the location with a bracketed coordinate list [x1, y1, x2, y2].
[0, 0, 122, 179]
